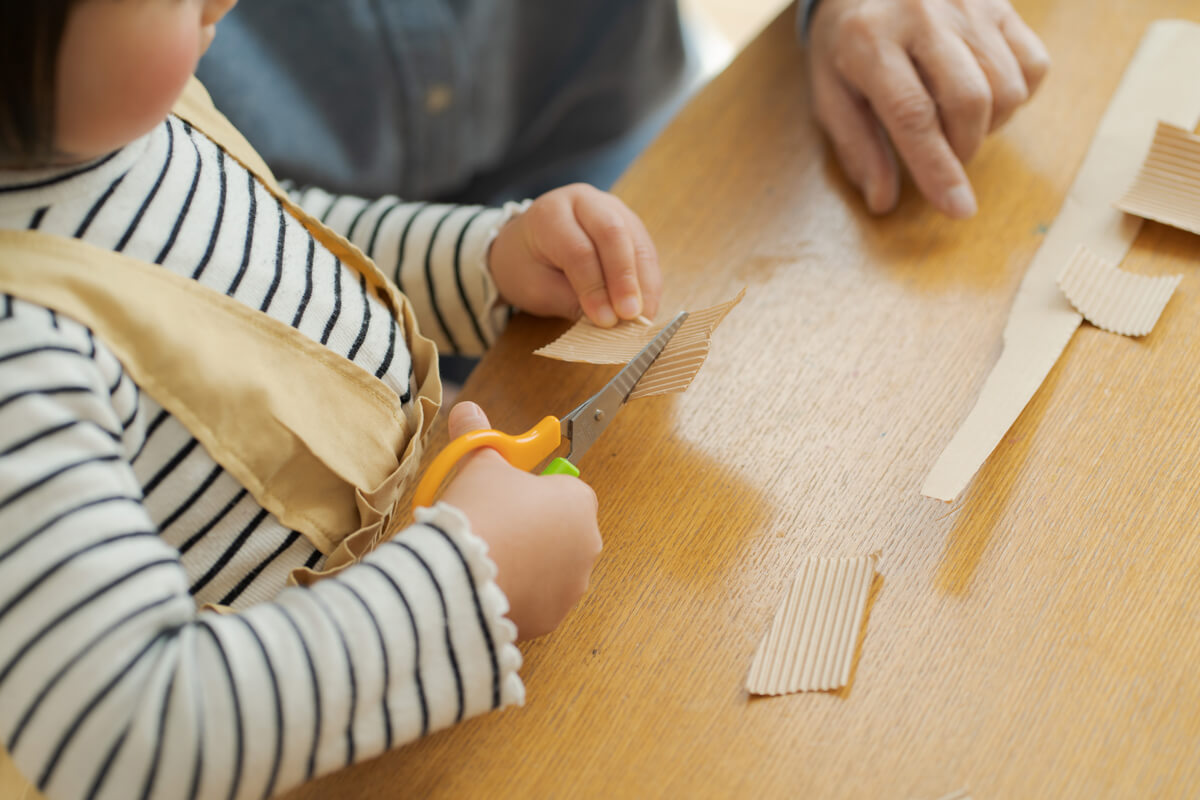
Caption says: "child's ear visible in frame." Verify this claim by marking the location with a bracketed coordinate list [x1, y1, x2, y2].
[201, 0, 239, 28]
[199, 0, 238, 54]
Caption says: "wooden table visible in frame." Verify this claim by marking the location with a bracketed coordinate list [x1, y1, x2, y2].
[290, 2, 1200, 796]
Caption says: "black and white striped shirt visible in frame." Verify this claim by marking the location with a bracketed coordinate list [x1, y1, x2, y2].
[0, 116, 523, 800]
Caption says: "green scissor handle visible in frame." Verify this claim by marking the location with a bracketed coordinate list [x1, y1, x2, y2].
[540, 457, 580, 477]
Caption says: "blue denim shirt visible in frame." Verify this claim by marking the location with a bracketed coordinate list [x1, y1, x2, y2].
[197, 0, 818, 200]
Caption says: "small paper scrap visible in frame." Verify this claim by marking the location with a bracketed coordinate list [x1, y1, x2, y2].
[746, 553, 878, 695]
[535, 289, 744, 399]
[1057, 244, 1181, 336]
[1117, 121, 1200, 236]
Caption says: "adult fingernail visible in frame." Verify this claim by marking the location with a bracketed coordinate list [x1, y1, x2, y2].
[864, 181, 888, 214]
[944, 184, 977, 219]
[616, 295, 641, 319]
[861, 177, 897, 215]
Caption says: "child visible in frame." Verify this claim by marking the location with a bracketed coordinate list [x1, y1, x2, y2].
[0, 1, 662, 799]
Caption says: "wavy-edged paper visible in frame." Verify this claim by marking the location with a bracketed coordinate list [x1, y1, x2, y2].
[746, 554, 878, 695]
[1057, 245, 1181, 336]
[1117, 121, 1200, 236]
[922, 20, 1200, 503]
[535, 289, 744, 399]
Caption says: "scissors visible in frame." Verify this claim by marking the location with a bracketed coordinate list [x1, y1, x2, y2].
[412, 310, 689, 510]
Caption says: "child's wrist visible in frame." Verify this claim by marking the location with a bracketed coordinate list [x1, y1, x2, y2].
[484, 198, 533, 277]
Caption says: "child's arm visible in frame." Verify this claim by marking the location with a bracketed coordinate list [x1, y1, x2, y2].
[0, 312, 534, 799]
[293, 186, 512, 357]
[290, 184, 662, 356]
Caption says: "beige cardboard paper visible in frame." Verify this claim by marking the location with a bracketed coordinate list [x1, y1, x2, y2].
[1057, 244, 1181, 336]
[535, 290, 743, 398]
[922, 20, 1200, 502]
[1118, 121, 1200, 236]
[746, 554, 878, 695]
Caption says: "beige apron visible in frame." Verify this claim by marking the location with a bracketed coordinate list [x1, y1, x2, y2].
[0, 78, 443, 797]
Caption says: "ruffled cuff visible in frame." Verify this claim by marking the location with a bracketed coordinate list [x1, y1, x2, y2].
[478, 199, 533, 341]
[414, 502, 525, 708]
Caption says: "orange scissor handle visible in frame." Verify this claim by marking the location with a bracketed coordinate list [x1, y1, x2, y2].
[412, 415, 562, 510]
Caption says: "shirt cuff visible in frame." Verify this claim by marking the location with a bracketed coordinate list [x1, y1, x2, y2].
[410, 502, 525, 710]
[479, 199, 533, 340]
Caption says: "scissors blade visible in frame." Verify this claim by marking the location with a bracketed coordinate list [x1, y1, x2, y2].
[559, 310, 689, 461]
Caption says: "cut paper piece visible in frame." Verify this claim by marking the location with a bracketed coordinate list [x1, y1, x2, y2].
[1057, 244, 1181, 336]
[1117, 121, 1200, 236]
[746, 553, 878, 695]
[535, 289, 744, 399]
[922, 20, 1200, 503]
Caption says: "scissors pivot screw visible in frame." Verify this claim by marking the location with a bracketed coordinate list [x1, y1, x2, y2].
[593, 409, 605, 422]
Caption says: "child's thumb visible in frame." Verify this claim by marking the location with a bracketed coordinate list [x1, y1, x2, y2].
[447, 401, 492, 438]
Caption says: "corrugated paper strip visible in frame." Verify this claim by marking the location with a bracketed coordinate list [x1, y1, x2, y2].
[746, 554, 878, 695]
[1057, 244, 1181, 336]
[921, 20, 1200, 503]
[1117, 121, 1200, 236]
[535, 289, 744, 399]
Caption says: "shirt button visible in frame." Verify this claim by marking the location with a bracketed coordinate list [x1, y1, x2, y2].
[425, 84, 454, 115]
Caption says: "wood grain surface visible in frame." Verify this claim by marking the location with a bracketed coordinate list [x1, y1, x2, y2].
[286, 2, 1200, 797]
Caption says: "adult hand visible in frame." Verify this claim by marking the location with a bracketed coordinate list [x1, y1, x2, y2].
[438, 402, 603, 641]
[807, 0, 1050, 218]
[488, 183, 662, 327]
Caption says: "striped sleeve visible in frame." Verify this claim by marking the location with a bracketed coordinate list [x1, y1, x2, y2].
[292, 187, 520, 357]
[0, 310, 523, 800]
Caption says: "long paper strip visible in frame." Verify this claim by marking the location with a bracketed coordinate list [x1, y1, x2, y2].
[746, 554, 878, 695]
[1057, 244, 1181, 336]
[922, 20, 1200, 502]
[535, 289, 744, 398]
[1117, 121, 1200, 236]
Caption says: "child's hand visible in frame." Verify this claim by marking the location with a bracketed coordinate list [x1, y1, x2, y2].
[489, 184, 662, 327]
[439, 402, 603, 640]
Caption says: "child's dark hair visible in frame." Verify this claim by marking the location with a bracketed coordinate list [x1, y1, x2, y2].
[0, 1, 77, 166]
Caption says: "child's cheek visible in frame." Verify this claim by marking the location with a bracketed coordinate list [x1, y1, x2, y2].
[119, 30, 204, 133]
[56, 4, 204, 160]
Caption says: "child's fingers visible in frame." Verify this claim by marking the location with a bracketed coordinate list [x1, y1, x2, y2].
[447, 401, 491, 438]
[617, 203, 662, 320]
[574, 197, 643, 322]
[528, 195, 614, 324]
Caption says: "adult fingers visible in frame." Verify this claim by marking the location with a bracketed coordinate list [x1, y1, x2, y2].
[961, 18, 1030, 131]
[998, 7, 1051, 95]
[811, 59, 900, 214]
[910, 29, 993, 163]
[573, 192, 644, 323]
[852, 42, 977, 218]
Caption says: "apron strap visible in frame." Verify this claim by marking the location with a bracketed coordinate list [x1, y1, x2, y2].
[0, 77, 442, 554]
